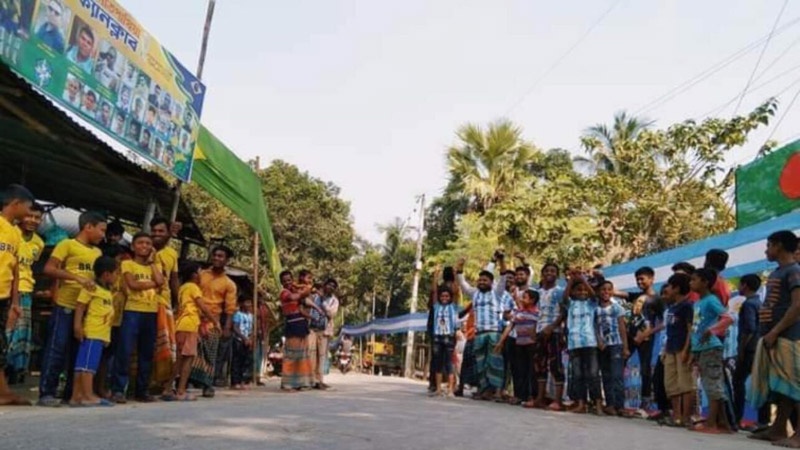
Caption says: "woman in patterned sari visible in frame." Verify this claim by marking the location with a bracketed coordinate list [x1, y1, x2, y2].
[278, 270, 323, 391]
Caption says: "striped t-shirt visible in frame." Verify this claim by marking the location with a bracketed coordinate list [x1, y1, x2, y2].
[596, 301, 625, 347]
[511, 308, 540, 346]
[565, 298, 599, 350]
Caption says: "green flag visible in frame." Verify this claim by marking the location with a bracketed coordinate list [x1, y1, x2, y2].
[736, 140, 800, 228]
[192, 126, 282, 279]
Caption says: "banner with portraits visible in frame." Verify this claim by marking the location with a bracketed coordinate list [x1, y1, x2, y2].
[0, 0, 206, 181]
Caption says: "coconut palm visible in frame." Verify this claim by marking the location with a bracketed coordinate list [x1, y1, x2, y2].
[447, 120, 538, 213]
[579, 112, 654, 174]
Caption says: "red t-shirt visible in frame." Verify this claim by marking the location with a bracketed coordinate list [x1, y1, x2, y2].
[712, 277, 731, 307]
[280, 288, 300, 316]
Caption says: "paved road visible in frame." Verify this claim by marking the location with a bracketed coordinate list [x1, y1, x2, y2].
[0, 374, 769, 449]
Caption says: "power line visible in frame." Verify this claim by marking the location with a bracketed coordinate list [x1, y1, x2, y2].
[752, 30, 800, 88]
[732, 0, 789, 115]
[698, 63, 800, 119]
[504, 0, 624, 115]
[634, 15, 800, 116]
[758, 82, 800, 155]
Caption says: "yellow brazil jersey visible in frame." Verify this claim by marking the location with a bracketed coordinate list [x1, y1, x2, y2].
[77, 286, 114, 343]
[155, 246, 178, 308]
[0, 216, 22, 300]
[121, 260, 160, 313]
[176, 282, 203, 333]
[51, 239, 101, 309]
[18, 232, 44, 294]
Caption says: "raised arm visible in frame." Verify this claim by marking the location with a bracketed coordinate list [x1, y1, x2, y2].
[456, 258, 477, 298]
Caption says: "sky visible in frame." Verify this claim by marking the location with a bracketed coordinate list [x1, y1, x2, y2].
[111, 0, 800, 243]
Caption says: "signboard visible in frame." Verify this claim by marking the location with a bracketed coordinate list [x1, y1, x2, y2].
[0, 0, 206, 181]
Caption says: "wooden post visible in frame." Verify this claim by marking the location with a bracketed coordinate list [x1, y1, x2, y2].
[142, 198, 157, 233]
[251, 155, 260, 385]
[167, 0, 216, 223]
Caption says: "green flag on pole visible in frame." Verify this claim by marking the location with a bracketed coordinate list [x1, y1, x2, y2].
[736, 140, 800, 228]
[192, 126, 282, 279]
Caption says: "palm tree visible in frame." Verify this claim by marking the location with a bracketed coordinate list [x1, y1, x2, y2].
[377, 219, 415, 318]
[447, 120, 539, 213]
[579, 112, 654, 174]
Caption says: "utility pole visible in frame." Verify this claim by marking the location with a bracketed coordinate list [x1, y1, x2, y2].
[403, 194, 425, 378]
[251, 156, 260, 385]
[370, 288, 376, 375]
[168, 0, 217, 223]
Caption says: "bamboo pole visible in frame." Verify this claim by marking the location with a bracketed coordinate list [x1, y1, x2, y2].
[252, 155, 260, 385]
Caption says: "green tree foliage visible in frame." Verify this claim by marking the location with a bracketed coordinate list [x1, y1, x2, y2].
[183, 159, 356, 302]
[447, 120, 540, 213]
[428, 99, 778, 271]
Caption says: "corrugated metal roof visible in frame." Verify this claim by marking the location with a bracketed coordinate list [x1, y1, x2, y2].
[0, 62, 204, 243]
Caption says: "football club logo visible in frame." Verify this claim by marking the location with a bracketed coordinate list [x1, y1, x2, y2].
[34, 59, 52, 87]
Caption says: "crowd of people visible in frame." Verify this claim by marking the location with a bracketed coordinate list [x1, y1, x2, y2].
[0, 183, 274, 407]
[426, 238, 800, 447]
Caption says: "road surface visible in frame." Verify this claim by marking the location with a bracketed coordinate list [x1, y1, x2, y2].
[0, 374, 767, 449]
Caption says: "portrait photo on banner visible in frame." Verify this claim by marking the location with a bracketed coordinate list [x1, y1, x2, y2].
[61, 71, 82, 108]
[33, 0, 70, 53]
[65, 14, 96, 74]
[93, 38, 127, 92]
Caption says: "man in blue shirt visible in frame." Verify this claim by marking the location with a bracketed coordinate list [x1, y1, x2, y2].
[35, 0, 65, 53]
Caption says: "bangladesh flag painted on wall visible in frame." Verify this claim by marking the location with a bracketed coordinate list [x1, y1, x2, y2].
[736, 140, 800, 228]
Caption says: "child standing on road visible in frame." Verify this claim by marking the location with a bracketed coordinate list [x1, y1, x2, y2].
[689, 268, 731, 434]
[495, 288, 540, 408]
[111, 232, 164, 403]
[173, 261, 218, 402]
[71, 256, 117, 407]
[595, 281, 629, 416]
[430, 267, 458, 397]
[563, 270, 601, 415]
[231, 299, 255, 390]
[662, 274, 694, 427]
[39, 211, 106, 407]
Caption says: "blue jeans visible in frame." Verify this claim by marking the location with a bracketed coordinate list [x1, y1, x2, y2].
[599, 344, 625, 409]
[569, 347, 601, 402]
[38, 306, 77, 400]
[112, 311, 157, 398]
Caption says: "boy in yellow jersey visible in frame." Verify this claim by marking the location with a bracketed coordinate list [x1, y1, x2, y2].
[149, 217, 179, 397]
[0, 184, 35, 406]
[95, 244, 131, 399]
[6, 202, 44, 385]
[39, 210, 106, 407]
[172, 261, 218, 401]
[70, 256, 117, 407]
[111, 232, 164, 403]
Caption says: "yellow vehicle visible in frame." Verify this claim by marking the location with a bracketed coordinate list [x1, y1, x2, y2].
[364, 342, 401, 375]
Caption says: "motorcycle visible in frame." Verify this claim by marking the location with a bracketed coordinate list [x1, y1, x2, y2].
[337, 351, 352, 374]
[267, 343, 283, 377]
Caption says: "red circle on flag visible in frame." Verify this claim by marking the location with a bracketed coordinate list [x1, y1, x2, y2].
[779, 153, 800, 199]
